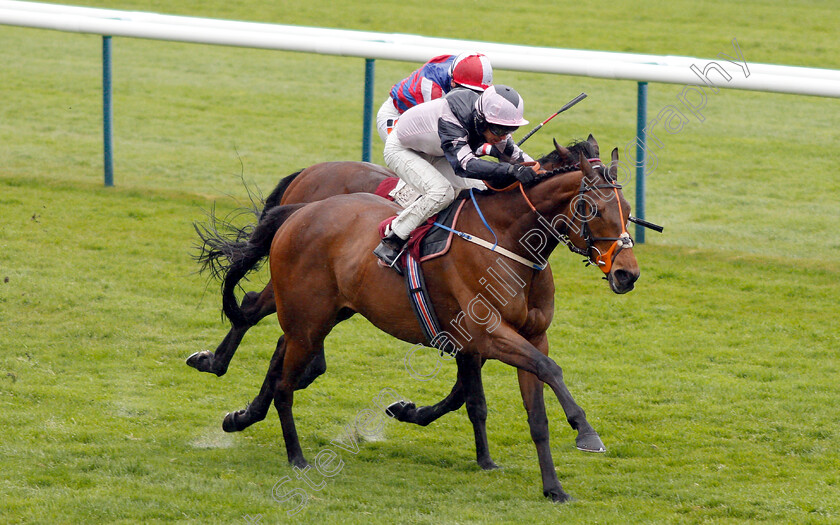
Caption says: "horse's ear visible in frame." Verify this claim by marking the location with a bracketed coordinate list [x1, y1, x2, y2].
[609, 147, 619, 180]
[579, 151, 592, 175]
[586, 134, 600, 157]
[553, 138, 570, 158]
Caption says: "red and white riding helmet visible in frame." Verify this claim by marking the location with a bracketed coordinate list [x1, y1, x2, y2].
[475, 85, 529, 127]
[449, 53, 493, 91]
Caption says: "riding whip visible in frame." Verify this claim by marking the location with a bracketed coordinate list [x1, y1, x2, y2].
[516, 92, 587, 146]
[629, 215, 664, 233]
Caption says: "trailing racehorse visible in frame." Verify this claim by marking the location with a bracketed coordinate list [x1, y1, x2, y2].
[214, 149, 639, 501]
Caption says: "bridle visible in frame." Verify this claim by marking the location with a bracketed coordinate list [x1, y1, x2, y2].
[569, 163, 633, 274]
[483, 154, 661, 273]
[518, 158, 633, 274]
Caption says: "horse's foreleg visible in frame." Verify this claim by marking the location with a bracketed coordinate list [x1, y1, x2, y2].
[492, 329, 602, 452]
[522, 333, 603, 452]
[187, 284, 277, 376]
[486, 328, 606, 502]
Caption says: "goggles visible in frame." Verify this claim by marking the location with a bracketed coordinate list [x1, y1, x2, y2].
[486, 123, 518, 137]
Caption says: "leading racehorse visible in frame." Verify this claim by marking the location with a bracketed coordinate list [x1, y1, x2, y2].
[192, 139, 600, 471]
[218, 150, 638, 501]
[193, 138, 601, 467]
[190, 137, 597, 378]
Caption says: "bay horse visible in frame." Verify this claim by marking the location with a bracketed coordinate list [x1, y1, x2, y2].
[223, 150, 638, 501]
[190, 137, 598, 378]
[191, 138, 601, 473]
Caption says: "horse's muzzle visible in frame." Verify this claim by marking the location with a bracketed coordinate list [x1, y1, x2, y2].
[608, 267, 638, 294]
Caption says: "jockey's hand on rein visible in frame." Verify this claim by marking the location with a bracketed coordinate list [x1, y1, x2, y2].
[509, 162, 542, 185]
[522, 161, 546, 174]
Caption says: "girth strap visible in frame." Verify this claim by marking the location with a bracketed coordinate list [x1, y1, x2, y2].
[403, 254, 449, 353]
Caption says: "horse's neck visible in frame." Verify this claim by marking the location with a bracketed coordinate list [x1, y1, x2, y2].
[527, 170, 584, 220]
[473, 172, 582, 263]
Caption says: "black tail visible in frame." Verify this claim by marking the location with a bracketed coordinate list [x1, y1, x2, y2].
[194, 203, 307, 326]
[193, 170, 304, 325]
[260, 170, 302, 221]
[219, 203, 307, 325]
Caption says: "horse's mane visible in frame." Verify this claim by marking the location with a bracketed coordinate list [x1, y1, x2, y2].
[536, 139, 597, 175]
[475, 139, 597, 196]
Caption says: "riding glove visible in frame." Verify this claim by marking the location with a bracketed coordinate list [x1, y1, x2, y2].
[509, 163, 541, 185]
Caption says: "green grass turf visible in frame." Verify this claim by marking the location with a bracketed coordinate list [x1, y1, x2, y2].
[1, 1, 839, 523]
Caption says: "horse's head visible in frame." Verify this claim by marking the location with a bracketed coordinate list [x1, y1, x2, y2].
[563, 148, 640, 294]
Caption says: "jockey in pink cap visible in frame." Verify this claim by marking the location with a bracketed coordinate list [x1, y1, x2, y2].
[374, 85, 543, 269]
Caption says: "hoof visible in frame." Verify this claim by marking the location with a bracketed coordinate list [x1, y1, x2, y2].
[222, 410, 247, 432]
[289, 457, 311, 469]
[384, 400, 414, 422]
[545, 488, 574, 503]
[477, 458, 499, 470]
[576, 432, 606, 453]
[186, 351, 219, 374]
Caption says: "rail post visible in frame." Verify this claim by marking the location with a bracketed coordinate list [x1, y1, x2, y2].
[362, 58, 375, 162]
[635, 81, 647, 243]
[102, 35, 114, 187]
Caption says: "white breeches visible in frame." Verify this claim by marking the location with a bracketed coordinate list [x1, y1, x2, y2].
[383, 132, 485, 239]
[376, 98, 401, 143]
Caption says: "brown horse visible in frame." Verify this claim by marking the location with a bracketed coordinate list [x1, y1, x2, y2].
[191, 138, 600, 473]
[226, 150, 638, 502]
[189, 138, 597, 377]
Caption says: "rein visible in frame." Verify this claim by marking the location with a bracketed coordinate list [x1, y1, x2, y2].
[433, 188, 545, 270]
[438, 158, 636, 274]
[493, 158, 633, 274]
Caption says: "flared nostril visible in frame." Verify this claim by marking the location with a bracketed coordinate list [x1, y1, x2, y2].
[613, 269, 638, 287]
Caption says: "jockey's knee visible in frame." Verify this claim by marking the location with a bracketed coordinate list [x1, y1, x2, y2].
[427, 183, 455, 209]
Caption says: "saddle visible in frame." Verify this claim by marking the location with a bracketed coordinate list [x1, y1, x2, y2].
[374, 178, 470, 353]
[375, 178, 468, 264]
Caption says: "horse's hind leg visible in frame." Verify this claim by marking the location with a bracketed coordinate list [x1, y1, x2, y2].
[293, 308, 351, 389]
[187, 284, 277, 376]
[222, 337, 327, 434]
[386, 353, 496, 469]
[221, 309, 351, 431]
[273, 338, 324, 468]
[222, 334, 286, 432]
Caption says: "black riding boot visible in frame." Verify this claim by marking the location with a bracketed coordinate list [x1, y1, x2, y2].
[373, 232, 407, 271]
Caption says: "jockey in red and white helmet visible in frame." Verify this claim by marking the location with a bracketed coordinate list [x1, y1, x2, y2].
[450, 53, 493, 91]
[374, 85, 542, 268]
[375, 53, 493, 142]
